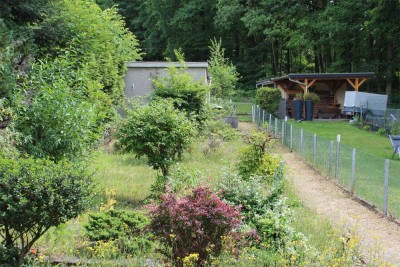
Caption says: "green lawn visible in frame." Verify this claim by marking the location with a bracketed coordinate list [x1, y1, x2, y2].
[234, 102, 252, 122]
[287, 120, 394, 159]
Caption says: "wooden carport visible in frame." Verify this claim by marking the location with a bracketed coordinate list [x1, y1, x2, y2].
[267, 72, 374, 93]
[256, 72, 375, 119]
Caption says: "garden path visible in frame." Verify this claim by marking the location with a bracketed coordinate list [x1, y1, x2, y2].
[283, 151, 400, 266]
[238, 122, 400, 266]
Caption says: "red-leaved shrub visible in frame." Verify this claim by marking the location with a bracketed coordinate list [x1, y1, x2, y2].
[148, 186, 241, 266]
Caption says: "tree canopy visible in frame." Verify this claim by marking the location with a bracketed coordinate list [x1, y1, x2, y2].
[101, 0, 400, 105]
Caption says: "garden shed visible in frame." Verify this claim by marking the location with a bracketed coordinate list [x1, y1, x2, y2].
[256, 72, 374, 119]
[124, 61, 208, 100]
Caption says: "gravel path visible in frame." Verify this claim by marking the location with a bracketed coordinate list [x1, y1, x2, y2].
[283, 150, 400, 266]
[238, 122, 400, 266]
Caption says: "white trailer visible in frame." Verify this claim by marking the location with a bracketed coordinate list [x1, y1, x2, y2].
[343, 91, 388, 115]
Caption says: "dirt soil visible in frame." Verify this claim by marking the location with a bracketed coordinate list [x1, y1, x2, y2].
[238, 122, 400, 266]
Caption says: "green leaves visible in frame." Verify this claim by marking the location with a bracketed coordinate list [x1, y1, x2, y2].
[15, 57, 101, 162]
[116, 100, 196, 176]
[255, 87, 281, 115]
[0, 157, 93, 264]
[208, 38, 239, 98]
[152, 51, 209, 126]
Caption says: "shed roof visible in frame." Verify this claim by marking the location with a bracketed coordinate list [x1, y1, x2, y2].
[127, 61, 208, 68]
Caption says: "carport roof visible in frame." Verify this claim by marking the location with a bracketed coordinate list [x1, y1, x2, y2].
[257, 72, 374, 92]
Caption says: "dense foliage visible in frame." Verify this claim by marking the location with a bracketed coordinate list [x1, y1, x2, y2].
[255, 87, 282, 115]
[116, 100, 196, 177]
[148, 186, 241, 266]
[102, 0, 399, 104]
[0, 158, 93, 265]
[36, 0, 141, 107]
[15, 57, 101, 162]
[85, 210, 153, 257]
[208, 39, 240, 98]
[152, 51, 209, 125]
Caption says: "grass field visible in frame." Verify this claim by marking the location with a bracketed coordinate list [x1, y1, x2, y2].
[234, 102, 252, 122]
[287, 120, 394, 159]
[33, 135, 363, 265]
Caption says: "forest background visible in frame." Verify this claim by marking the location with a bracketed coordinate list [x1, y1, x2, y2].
[98, 0, 400, 106]
[1, 0, 400, 105]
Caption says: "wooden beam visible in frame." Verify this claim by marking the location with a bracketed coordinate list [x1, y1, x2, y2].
[307, 79, 317, 89]
[358, 78, 367, 88]
[292, 79, 307, 92]
[346, 79, 358, 91]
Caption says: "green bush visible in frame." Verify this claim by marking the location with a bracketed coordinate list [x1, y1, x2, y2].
[208, 39, 240, 99]
[377, 127, 387, 136]
[152, 51, 209, 126]
[203, 119, 239, 141]
[15, 59, 101, 162]
[0, 157, 93, 265]
[36, 0, 142, 107]
[116, 100, 196, 177]
[255, 87, 282, 115]
[237, 130, 280, 182]
[362, 124, 371, 131]
[219, 173, 282, 226]
[303, 92, 320, 103]
[85, 210, 153, 257]
[349, 115, 363, 129]
[389, 121, 400, 135]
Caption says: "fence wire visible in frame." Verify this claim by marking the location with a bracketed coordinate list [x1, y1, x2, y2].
[252, 105, 400, 220]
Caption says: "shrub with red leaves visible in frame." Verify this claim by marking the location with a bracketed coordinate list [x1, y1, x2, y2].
[148, 186, 241, 266]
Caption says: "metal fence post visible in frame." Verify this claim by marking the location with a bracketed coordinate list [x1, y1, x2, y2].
[258, 106, 261, 126]
[262, 110, 265, 126]
[252, 105, 254, 122]
[329, 141, 333, 177]
[384, 159, 389, 217]
[300, 129, 303, 157]
[274, 118, 278, 137]
[313, 134, 317, 168]
[351, 149, 356, 193]
[335, 134, 341, 179]
[282, 122, 285, 145]
[290, 124, 293, 151]
[269, 114, 272, 131]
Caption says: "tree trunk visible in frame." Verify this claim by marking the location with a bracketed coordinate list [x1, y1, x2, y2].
[386, 41, 394, 96]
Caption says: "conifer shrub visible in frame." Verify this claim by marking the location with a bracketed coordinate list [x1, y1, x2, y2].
[85, 210, 153, 257]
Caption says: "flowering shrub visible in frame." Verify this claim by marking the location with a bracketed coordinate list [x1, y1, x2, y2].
[148, 186, 241, 266]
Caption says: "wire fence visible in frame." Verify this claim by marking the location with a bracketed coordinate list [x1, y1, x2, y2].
[364, 108, 400, 129]
[252, 105, 400, 220]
